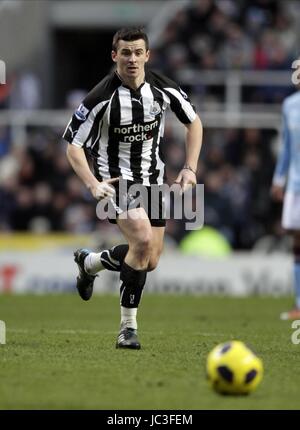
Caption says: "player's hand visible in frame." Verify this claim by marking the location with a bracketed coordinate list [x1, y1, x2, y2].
[90, 177, 119, 200]
[174, 169, 197, 195]
[270, 184, 284, 202]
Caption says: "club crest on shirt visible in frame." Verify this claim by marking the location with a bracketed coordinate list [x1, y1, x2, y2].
[75, 103, 89, 121]
[149, 101, 161, 116]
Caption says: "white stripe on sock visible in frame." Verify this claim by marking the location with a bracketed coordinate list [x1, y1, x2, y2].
[121, 306, 137, 330]
[84, 252, 104, 275]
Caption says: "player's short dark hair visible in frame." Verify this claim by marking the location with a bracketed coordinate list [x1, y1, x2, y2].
[112, 27, 149, 52]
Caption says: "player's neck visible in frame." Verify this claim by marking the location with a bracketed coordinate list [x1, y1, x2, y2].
[116, 70, 145, 90]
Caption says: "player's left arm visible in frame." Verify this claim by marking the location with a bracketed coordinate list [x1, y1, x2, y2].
[174, 115, 203, 193]
[153, 71, 203, 192]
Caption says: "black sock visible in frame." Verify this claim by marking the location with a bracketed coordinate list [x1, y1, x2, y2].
[120, 262, 147, 308]
[100, 244, 129, 271]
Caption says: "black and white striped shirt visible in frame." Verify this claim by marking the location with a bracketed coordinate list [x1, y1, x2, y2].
[63, 70, 196, 185]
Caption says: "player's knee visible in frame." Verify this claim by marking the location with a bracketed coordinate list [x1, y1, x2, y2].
[131, 231, 153, 260]
[147, 248, 163, 272]
[136, 236, 152, 256]
[147, 258, 159, 272]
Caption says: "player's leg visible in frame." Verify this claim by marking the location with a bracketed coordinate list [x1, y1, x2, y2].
[74, 243, 129, 301]
[73, 248, 98, 301]
[75, 181, 165, 296]
[115, 207, 152, 349]
[83, 225, 165, 274]
[82, 217, 165, 275]
[114, 220, 165, 349]
[147, 226, 165, 272]
[74, 226, 164, 296]
[281, 231, 300, 320]
[73, 183, 130, 300]
[83, 244, 129, 274]
[74, 225, 164, 304]
[280, 191, 300, 319]
[293, 232, 300, 310]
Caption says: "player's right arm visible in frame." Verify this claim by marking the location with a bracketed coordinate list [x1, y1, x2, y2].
[271, 103, 291, 202]
[62, 74, 120, 199]
[66, 145, 118, 200]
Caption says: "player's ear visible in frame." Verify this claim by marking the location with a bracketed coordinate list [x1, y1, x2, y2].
[111, 50, 117, 62]
[145, 50, 150, 63]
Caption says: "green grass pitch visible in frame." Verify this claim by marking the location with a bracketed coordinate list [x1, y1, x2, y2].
[0, 294, 299, 410]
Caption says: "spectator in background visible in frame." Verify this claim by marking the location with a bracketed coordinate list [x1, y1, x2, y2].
[0, 126, 10, 156]
[9, 70, 41, 110]
[0, 78, 11, 109]
[221, 23, 254, 69]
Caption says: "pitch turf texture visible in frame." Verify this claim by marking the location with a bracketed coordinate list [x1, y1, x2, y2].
[0, 294, 300, 410]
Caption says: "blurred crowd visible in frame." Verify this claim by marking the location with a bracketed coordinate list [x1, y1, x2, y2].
[153, 0, 296, 73]
[0, 0, 294, 251]
[0, 126, 97, 234]
[164, 122, 283, 249]
[150, 0, 296, 104]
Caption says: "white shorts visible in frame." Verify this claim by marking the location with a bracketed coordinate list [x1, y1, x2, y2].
[282, 191, 300, 230]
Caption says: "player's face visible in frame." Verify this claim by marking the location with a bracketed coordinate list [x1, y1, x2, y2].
[112, 39, 150, 80]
